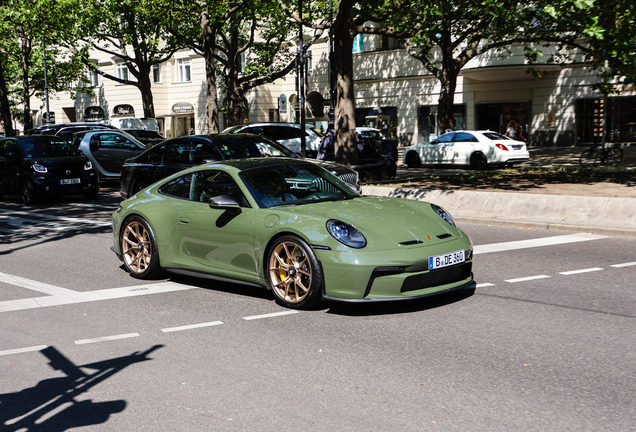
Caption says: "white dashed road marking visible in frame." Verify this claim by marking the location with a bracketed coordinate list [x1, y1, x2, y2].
[559, 267, 604, 275]
[474, 233, 608, 255]
[75, 333, 140, 345]
[243, 311, 300, 320]
[162, 321, 224, 333]
[611, 261, 636, 268]
[505, 275, 551, 283]
[0, 345, 48, 357]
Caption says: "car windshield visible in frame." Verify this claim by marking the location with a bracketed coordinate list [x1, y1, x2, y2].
[240, 163, 360, 208]
[19, 137, 79, 157]
[215, 136, 298, 159]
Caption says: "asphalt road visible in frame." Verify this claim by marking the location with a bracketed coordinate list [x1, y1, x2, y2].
[1, 191, 635, 431]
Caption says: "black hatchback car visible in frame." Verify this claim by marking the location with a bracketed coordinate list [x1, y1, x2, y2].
[0, 135, 99, 204]
[119, 134, 360, 199]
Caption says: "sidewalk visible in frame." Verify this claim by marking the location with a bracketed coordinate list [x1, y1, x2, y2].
[362, 145, 636, 237]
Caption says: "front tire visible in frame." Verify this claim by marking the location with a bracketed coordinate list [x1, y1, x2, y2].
[266, 236, 323, 309]
[405, 151, 421, 168]
[121, 216, 161, 279]
[605, 147, 623, 167]
[22, 181, 37, 205]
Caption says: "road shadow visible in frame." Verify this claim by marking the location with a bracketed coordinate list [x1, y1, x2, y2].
[0, 344, 163, 431]
[324, 286, 476, 316]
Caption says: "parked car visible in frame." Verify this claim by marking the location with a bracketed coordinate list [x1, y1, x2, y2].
[119, 134, 360, 199]
[0, 135, 99, 204]
[112, 158, 474, 309]
[223, 122, 323, 158]
[123, 129, 165, 147]
[28, 122, 118, 140]
[356, 127, 398, 179]
[71, 130, 147, 182]
[402, 130, 530, 170]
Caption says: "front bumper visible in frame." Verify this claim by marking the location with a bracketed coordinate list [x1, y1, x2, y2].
[314, 241, 473, 302]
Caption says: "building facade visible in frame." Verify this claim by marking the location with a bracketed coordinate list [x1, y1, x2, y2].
[31, 34, 636, 147]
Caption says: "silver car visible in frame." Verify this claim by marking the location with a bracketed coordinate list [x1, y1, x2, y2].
[223, 122, 323, 158]
[71, 130, 146, 181]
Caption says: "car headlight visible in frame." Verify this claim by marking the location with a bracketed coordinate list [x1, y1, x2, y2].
[326, 219, 367, 248]
[431, 204, 456, 227]
[32, 163, 47, 173]
[84, 160, 93, 171]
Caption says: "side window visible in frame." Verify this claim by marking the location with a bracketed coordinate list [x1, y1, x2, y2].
[158, 174, 192, 199]
[431, 133, 456, 144]
[163, 139, 190, 163]
[454, 132, 478, 143]
[190, 141, 222, 164]
[189, 170, 248, 206]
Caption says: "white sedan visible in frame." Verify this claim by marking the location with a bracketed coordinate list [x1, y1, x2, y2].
[402, 130, 530, 170]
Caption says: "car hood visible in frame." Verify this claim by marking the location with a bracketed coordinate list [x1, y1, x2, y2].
[308, 159, 355, 176]
[278, 196, 468, 250]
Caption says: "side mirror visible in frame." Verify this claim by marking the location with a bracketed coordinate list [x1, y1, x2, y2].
[209, 195, 241, 213]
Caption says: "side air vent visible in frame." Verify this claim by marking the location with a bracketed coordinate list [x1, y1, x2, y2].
[437, 233, 452, 239]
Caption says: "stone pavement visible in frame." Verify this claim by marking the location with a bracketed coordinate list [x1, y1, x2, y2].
[361, 146, 636, 237]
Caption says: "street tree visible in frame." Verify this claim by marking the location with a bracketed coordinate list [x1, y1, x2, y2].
[73, 0, 184, 119]
[279, 0, 421, 165]
[0, 0, 88, 131]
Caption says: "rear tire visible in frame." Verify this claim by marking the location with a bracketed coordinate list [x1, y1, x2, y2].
[470, 152, 488, 170]
[405, 151, 421, 168]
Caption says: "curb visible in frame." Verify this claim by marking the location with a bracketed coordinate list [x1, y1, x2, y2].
[361, 185, 636, 237]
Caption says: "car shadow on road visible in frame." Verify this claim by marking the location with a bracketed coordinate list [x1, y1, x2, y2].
[0, 344, 162, 432]
[324, 286, 476, 316]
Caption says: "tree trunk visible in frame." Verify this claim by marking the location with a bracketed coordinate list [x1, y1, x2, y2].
[137, 63, 156, 118]
[437, 64, 458, 133]
[201, 12, 219, 134]
[0, 56, 15, 136]
[331, 0, 358, 166]
[21, 37, 33, 130]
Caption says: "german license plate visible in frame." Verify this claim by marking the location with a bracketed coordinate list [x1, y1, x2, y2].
[60, 178, 80, 185]
[429, 250, 465, 270]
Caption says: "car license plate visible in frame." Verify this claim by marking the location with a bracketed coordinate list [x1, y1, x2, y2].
[429, 250, 465, 270]
[60, 178, 81, 185]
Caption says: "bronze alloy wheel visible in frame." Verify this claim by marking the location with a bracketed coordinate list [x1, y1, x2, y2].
[121, 218, 159, 278]
[267, 236, 322, 309]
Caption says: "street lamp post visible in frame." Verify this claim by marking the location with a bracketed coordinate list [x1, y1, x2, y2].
[297, 0, 307, 157]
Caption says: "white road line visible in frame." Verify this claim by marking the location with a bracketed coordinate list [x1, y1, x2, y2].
[0, 282, 197, 313]
[243, 310, 300, 320]
[476, 283, 495, 288]
[611, 261, 636, 268]
[0, 208, 111, 226]
[75, 333, 139, 345]
[0, 345, 48, 357]
[505, 275, 551, 283]
[474, 233, 608, 255]
[559, 268, 604, 276]
[0, 271, 76, 296]
[162, 321, 224, 333]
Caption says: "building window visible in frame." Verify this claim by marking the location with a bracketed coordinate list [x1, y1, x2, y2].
[177, 58, 191, 83]
[352, 34, 364, 53]
[381, 35, 404, 51]
[306, 49, 312, 73]
[89, 68, 99, 86]
[116, 62, 129, 81]
[153, 64, 162, 83]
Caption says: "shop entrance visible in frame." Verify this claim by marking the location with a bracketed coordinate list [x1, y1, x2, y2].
[477, 102, 530, 139]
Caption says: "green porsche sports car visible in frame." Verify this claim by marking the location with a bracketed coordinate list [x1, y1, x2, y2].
[112, 158, 474, 309]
